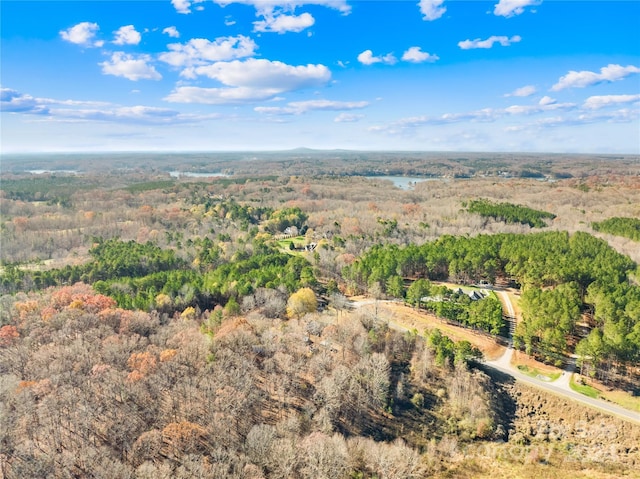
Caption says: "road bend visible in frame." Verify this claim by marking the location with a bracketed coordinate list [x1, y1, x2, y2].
[351, 295, 640, 426]
[489, 290, 639, 426]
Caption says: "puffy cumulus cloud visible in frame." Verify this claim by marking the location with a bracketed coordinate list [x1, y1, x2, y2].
[255, 99, 368, 115]
[190, 58, 330, 89]
[418, 0, 446, 21]
[493, 0, 540, 18]
[505, 85, 537, 97]
[254, 12, 314, 33]
[401, 47, 439, 63]
[551, 64, 640, 91]
[113, 25, 141, 45]
[583, 94, 640, 110]
[357, 50, 397, 66]
[334, 113, 364, 122]
[159, 36, 257, 69]
[100, 52, 162, 81]
[165, 59, 331, 104]
[172, 0, 204, 14]
[60, 22, 104, 47]
[458, 35, 521, 49]
[538, 95, 555, 106]
[163, 26, 180, 38]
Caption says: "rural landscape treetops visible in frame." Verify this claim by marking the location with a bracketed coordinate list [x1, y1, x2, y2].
[1, 151, 640, 478]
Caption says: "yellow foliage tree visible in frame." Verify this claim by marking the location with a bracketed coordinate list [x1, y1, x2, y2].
[155, 293, 172, 309]
[286, 287, 318, 319]
[181, 306, 196, 320]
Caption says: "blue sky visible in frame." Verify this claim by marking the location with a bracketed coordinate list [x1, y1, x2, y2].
[1, 0, 639, 153]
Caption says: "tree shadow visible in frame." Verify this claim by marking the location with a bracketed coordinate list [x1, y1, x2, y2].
[477, 364, 518, 440]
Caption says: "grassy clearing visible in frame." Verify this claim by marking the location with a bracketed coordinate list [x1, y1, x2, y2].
[516, 364, 561, 381]
[275, 236, 309, 252]
[570, 376, 601, 398]
[601, 389, 640, 413]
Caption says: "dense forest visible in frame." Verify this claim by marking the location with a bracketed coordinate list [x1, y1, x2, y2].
[465, 199, 556, 228]
[592, 217, 640, 242]
[345, 231, 640, 372]
[1, 153, 640, 478]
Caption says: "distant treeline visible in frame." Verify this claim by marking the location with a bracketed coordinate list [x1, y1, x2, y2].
[465, 199, 556, 228]
[592, 217, 640, 242]
[0, 176, 87, 206]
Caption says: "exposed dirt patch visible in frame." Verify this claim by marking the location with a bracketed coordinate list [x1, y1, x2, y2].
[370, 302, 506, 360]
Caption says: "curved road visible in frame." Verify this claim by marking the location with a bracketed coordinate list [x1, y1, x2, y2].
[490, 290, 639, 426]
[351, 294, 640, 426]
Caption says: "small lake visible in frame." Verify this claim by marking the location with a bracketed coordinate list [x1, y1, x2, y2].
[169, 171, 230, 178]
[364, 175, 441, 190]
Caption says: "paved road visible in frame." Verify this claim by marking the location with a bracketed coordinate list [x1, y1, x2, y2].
[351, 295, 640, 426]
[490, 290, 639, 426]
[485, 348, 640, 425]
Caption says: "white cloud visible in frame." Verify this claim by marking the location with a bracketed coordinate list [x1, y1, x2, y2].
[159, 36, 257, 69]
[505, 85, 537, 97]
[163, 26, 180, 38]
[401, 47, 439, 63]
[357, 50, 397, 66]
[50, 106, 221, 124]
[255, 99, 369, 115]
[418, 0, 446, 21]
[583, 94, 640, 110]
[254, 12, 315, 33]
[165, 59, 331, 104]
[551, 64, 640, 91]
[172, 0, 204, 14]
[521, 108, 640, 129]
[100, 52, 162, 81]
[60, 22, 104, 47]
[113, 25, 141, 45]
[370, 109, 501, 134]
[538, 95, 555, 106]
[458, 35, 521, 50]
[505, 98, 574, 115]
[334, 113, 364, 122]
[494, 0, 540, 17]
[191, 58, 330, 89]
[212, 0, 350, 15]
[57, 105, 177, 122]
[370, 97, 582, 135]
[1, 87, 219, 125]
[164, 86, 282, 104]
[1, 88, 49, 114]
